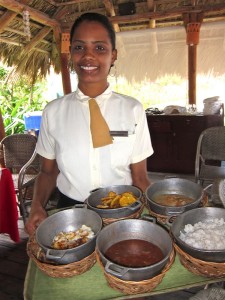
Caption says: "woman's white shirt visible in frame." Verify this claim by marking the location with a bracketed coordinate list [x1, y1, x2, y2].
[36, 86, 153, 201]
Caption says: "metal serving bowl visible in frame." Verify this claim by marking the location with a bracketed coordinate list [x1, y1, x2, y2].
[145, 178, 204, 216]
[87, 185, 143, 219]
[36, 207, 102, 265]
[96, 218, 173, 281]
[171, 207, 225, 262]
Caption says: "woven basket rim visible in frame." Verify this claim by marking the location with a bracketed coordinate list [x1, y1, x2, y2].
[95, 248, 175, 295]
[26, 237, 96, 277]
[102, 203, 145, 224]
[174, 243, 225, 278]
[174, 243, 225, 266]
[96, 247, 175, 283]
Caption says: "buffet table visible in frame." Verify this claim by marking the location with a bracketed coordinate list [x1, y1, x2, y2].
[24, 207, 225, 300]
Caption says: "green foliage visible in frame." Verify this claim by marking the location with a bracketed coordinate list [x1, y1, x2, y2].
[0, 66, 47, 135]
[109, 75, 188, 110]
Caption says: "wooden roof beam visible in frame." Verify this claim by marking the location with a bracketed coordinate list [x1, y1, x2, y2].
[4, 26, 51, 45]
[108, 3, 225, 25]
[21, 7, 66, 55]
[41, 0, 94, 6]
[0, 1, 63, 61]
[147, 0, 155, 11]
[0, 0, 30, 33]
[0, 0, 60, 28]
[0, 37, 49, 53]
[0, 11, 17, 33]
[21, 27, 52, 53]
[103, 0, 120, 33]
[64, 8, 182, 31]
[47, 0, 93, 7]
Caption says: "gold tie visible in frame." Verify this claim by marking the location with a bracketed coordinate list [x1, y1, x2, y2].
[89, 98, 113, 148]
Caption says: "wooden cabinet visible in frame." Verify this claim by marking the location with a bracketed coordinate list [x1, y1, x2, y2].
[147, 114, 224, 174]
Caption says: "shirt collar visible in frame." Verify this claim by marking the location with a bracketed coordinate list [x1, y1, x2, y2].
[75, 85, 112, 103]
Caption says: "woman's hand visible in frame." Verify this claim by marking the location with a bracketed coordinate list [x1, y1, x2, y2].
[25, 205, 47, 236]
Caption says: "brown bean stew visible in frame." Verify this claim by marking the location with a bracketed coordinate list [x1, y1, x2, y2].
[152, 194, 194, 207]
[104, 239, 164, 268]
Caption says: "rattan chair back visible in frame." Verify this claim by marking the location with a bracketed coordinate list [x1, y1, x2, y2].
[0, 133, 39, 224]
[1, 134, 37, 174]
[195, 126, 225, 186]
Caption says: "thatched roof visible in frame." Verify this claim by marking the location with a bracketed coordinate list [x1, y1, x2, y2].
[1, 0, 225, 83]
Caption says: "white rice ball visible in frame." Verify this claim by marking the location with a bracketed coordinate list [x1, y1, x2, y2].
[179, 218, 225, 250]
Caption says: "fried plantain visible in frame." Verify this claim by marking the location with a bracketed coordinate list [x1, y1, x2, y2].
[109, 195, 121, 208]
[96, 204, 109, 209]
[119, 194, 137, 207]
[97, 191, 137, 209]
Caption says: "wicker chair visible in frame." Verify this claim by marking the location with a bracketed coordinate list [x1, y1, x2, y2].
[195, 126, 225, 187]
[0, 133, 40, 224]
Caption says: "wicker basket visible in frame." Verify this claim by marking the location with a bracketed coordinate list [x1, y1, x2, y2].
[174, 243, 225, 278]
[102, 203, 145, 226]
[147, 192, 208, 225]
[26, 237, 96, 278]
[95, 248, 175, 295]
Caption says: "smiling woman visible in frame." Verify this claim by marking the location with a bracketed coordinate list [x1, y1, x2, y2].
[25, 12, 153, 238]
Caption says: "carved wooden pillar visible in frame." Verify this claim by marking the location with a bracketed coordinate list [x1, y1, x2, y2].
[60, 32, 72, 95]
[60, 53, 72, 95]
[183, 12, 204, 105]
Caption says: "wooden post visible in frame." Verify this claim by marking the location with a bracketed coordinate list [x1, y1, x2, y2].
[183, 12, 204, 105]
[60, 53, 72, 95]
[60, 32, 72, 95]
[188, 44, 197, 105]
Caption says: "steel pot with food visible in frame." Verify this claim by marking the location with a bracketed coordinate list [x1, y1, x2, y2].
[145, 178, 204, 216]
[96, 218, 173, 281]
[87, 185, 143, 219]
[171, 207, 225, 262]
[35, 207, 102, 265]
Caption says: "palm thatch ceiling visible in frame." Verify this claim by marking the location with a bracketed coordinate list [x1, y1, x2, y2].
[1, 0, 225, 83]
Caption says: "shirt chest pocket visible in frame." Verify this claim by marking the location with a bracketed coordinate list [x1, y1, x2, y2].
[110, 134, 136, 168]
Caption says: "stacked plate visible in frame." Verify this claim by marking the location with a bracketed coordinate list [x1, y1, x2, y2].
[203, 96, 222, 115]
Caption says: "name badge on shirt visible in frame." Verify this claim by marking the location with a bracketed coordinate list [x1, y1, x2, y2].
[110, 124, 137, 137]
[110, 131, 128, 137]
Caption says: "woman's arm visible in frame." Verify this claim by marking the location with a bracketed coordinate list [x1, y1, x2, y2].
[130, 159, 151, 192]
[25, 156, 59, 236]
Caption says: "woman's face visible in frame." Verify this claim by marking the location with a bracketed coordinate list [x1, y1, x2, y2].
[70, 20, 117, 86]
